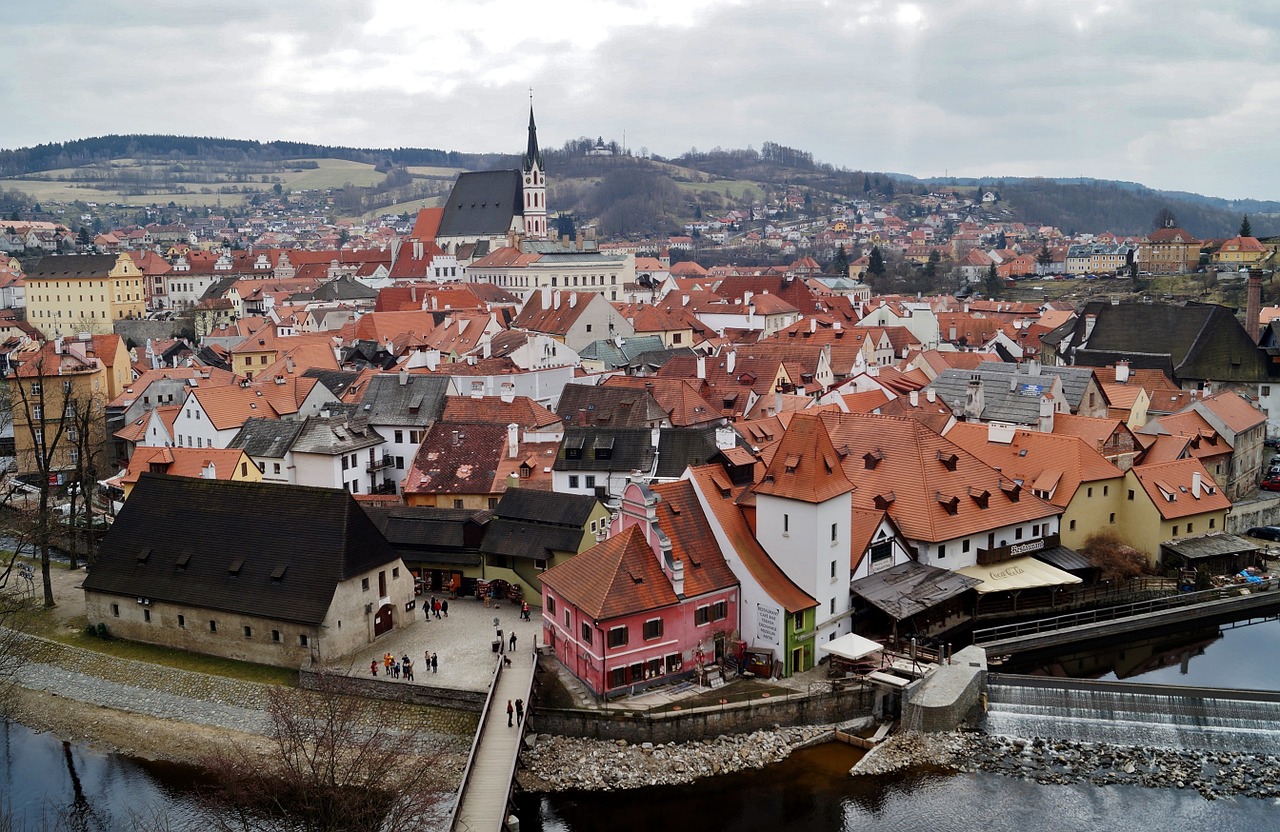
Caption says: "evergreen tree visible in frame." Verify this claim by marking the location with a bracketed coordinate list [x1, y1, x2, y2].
[984, 263, 1002, 299]
[1037, 244, 1052, 266]
[1240, 215, 1253, 238]
[924, 249, 941, 281]
[830, 244, 850, 276]
[868, 245, 886, 277]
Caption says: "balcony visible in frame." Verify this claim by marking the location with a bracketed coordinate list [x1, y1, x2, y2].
[366, 454, 394, 473]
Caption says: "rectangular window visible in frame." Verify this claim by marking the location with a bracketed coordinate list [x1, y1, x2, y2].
[793, 611, 805, 630]
[1127, 489, 1135, 501]
[178, 614, 186, 628]
[1087, 487, 1093, 498]
[395, 430, 404, 443]
[244, 626, 252, 638]
[1173, 525, 1179, 536]
[830, 598, 836, 614]
[392, 567, 400, 579]
[870, 540, 892, 568]
[580, 622, 592, 644]
[1070, 519, 1077, 530]
[585, 475, 596, 488]
[300, 634, 310, 647]
[1015, 527, 1023, 540]
[831, 523, 838, 542]
[569, 475, 579, 489]
[1109, 513, 1116, 524]
[273, 463, 281, 474]
[608, 667, 627, 688]
[1103, 485, 1109, 496]
[272, 629, 281, 643]
[547, 596, 556, 615]
[937, 544, 946, 559]
[564, 610, 570, 628]
[712, 600, 727, 621]
[695, 606, 711, 626]
[783, 514, 789, 534]
[143, 609, 151, 623]
[111, 603, 119, 617]
[608, 626, 628, 647]
[210, 620, 218, 633]
[830, 560, 837, 578]
[643, 618, 662, 640]
[361, 578, 369, 591]
[1187, 522, 1193, 533]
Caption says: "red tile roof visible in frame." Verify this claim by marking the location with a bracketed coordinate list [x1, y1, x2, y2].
[539, 525, 678, 620]
[753, 413, 855, 503]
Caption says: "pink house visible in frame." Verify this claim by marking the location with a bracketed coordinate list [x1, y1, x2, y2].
[539, 480, 740, 697]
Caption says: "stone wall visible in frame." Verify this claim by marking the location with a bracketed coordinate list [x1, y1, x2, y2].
[532, 685, 874, 744]
[902, 646, 988, 734]
[298, 664, 487, 712]
[114, 319, 186, 349]
[1226, 494, 1280, 534]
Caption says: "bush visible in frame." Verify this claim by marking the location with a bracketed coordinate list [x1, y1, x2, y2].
[94, 622, 108, 639]
[1080, 530, 1150, 582]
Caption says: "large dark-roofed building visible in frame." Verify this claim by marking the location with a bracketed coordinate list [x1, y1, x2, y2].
[83, 474, 414, 666]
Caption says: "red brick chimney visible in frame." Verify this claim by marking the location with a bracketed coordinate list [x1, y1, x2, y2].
[1247, 268, 1263, 343]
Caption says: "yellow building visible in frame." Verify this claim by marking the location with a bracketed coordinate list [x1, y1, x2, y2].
[1210, 236, 1268, 267]
[24, 253, 147, 338]
[112, 447, 262, 500]
[9, 335, 131, 478]
[1118, 459, 1231, 567]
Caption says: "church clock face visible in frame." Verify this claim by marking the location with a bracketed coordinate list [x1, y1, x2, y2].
[525, 176, 531, 184]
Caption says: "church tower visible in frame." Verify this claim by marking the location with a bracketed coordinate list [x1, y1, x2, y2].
[522, 105, 548, 239]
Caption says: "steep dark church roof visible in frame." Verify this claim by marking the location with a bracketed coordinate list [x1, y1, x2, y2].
[83, 475, 400, 627]
[523, 105, 543, 171]
[437, 170, 524, 239]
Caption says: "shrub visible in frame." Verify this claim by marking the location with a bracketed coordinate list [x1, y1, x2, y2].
[1080, 530, 1150, 582]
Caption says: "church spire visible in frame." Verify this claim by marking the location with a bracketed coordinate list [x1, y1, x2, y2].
[523, 104, 543, 172]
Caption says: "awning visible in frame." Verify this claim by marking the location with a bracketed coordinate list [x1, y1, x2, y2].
[956, 556, 1083, 594]
[819, 632, 884, 662]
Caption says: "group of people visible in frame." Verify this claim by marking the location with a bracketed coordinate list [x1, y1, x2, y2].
[371, 652, 426, 680]
[506, 697, 525, 727]
[426, 595, 449, 619]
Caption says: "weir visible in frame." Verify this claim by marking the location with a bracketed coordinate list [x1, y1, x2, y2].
[983, 674, 1280, 755]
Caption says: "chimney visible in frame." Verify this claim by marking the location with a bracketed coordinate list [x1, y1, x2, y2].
[452, 430, 460, 446]
[909, 390, 919, 407]
[743, 291, 754, 307]
[413, 239, 423, 260]
[726, 350, 736, 374]
[202, 461, 216, 479]
[810, 317, 817, 333]
[682, 294, 690, 307]
[1192, 471, 1202, 498]
[508, 423, 519, 459]
[398, 368, 408, 386]
[833, 321, 841, 331]
[1038, 394, 1055, 433]
[576, 231, 584, 250]
[1116, 360, 1130, 384]
[540, 287, 551, 308]
[926, 388, 936, 403]
[964, 374, 984, 420]
[670, 556, 684, 597]
[1083, 313, 1097, 343]
[1247, 269, 1263, 344]
[425, 349, 441, 371]
[568, 292, 578, 309]
[481, 332, 492, 360]
[553, 291, 561, 310]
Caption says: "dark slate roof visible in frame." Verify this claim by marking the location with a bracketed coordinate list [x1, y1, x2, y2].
[82, 474, 400, 626]
[437, 170, 523, 238]
[627, 348, 698, 374]
[578, 335, 667, 371]
[362, 505, 487, 567]
[291, 275, 378, 302]
[302, 368, 360, 398]
[492, 488, 599, 527]
[655, 427, 723, 478]
[27, 254, 119, 279]
[1032, 545, 1094, 572]
[200, 275, 240, 301]
[291, 411, 383, 455]
[851, 560, 981, 620]
[358, 373, 452, 427]
[556, 382, 669, 428]
[481, 518, 584, 561]
[976, 361, 1096, 411]
[1160, 533, 1260, 561]
[1058, 302, 1269, 383]
[554, 426, 657, 472]
[925, 369, 1048, 426]
[229, 416, 305, 458]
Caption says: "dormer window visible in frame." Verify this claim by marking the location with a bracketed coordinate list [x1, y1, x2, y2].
[936, 492, 960, 515]
[863, 449, 883, 470]
[936, 450, 958, 471]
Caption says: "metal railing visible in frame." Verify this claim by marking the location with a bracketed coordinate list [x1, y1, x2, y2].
[973, 577, 1280, 644]
[365, 454, 394, 473]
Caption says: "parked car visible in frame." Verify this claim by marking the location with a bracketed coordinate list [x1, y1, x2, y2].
[1262, 477, 1280, 492]
[1245, 526, 1280, 541]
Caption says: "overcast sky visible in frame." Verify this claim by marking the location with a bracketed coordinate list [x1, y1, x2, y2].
[4, 1, 1277, 200]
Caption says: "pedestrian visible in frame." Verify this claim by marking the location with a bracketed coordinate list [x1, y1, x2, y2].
[383, 652, 393, 673]
[509, 631, 517, 652]
[521, 600, 530, 621]
[431, 652, 438, 673]
[432, 596, 441, 619]
[403, 658, 413, 682]
[392, 661, 400, 679]
[506, 699, 514, 727]
[515, 698, 524, 725]
[370, 659, 378, 677]
[441, 598, 449, 617]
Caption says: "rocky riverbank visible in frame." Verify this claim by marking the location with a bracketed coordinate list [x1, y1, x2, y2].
[517, 725, 837, 792]
[856, 732, 1280, 801]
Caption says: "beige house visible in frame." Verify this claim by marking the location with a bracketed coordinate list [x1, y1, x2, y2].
[24, 253, 146, 338]
[1119, 459, 1231, 567]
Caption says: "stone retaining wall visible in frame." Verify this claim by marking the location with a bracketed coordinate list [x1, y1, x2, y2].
[298, 666, 487, 712]
[532, 687, 874, 744]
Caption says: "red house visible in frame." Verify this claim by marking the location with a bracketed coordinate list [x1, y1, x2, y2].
[540, 480, 740, 697]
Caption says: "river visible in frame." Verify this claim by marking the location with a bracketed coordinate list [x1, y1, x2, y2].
[6, 616, 1280, 830]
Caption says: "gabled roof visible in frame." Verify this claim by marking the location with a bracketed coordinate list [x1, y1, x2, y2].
[82, 474, 400, 626]
[442, 394, 561, 430]
[600, 375, 721, 426]
[228, 416, 306, 458]
[539, 525, 678, 620]
[556, 383, 669, 428]
[116, 447, 253, 486]
[291, 409, 384, 455]
[649, 480, 739, 597]
[358, 373, 452, 426]
[1129, 459, 1231, 520]
[437, 170, 523, 238]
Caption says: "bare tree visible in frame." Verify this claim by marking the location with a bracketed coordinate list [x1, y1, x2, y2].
[7, 345, 110, 606]
[1081, 530, 1150, 582]
[197, 673, 454, 831]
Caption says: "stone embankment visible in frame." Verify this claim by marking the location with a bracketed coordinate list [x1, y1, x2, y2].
[856, 732, 1280, 801]
[517, 725, 835, 792]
